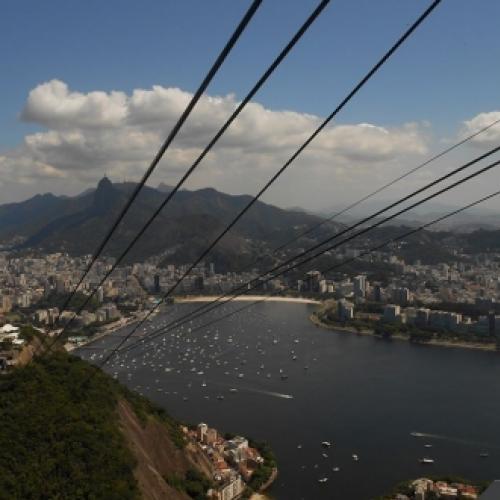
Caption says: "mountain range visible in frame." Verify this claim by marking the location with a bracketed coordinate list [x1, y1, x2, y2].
[1, 179, 499, 270]
[0, 178, 341, 270]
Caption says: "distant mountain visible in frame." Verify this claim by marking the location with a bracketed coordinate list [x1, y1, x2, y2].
[326, 200, 500, 232]
[0, 178, 342, 270]
[156, 182, 174, 193]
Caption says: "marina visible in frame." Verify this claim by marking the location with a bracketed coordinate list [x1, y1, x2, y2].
[77, 301, 500, 499]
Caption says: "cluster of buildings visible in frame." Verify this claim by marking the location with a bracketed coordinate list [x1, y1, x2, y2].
[0, 323, 24, 370]
[307, 253, 500, 338]
[33, 302, 121, 328]
[392, 477, 479, 499]
[381, 302, 500, 336]
[335, 297, 500, 338]
[187, 422, 267, 500]
[0, 251, 263, 323]
[1, 244, 500, 341]
[0, 252, 143, 315]
[299, 251, 500, 306]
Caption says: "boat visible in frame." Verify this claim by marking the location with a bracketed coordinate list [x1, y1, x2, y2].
[419, 458, 434, 464]
[333, 467, 340, 472]
[229, 388, 238, 393]
[352, 454, 359, 461]
[411, 432, 425, 437]
[318, 478, 328, 483]
[424, 444, 433, 448]
[322, 453, 328, 458]
[321, 441, 332, 448]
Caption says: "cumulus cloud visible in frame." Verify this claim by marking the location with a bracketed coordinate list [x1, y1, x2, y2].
[2, 79, 431, 207]
[461, 110, 500, 146]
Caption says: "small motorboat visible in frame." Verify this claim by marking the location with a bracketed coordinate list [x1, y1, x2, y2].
[419, 457, 434, 464]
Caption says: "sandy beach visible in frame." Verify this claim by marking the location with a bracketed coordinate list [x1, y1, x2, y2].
[175, 295, 321, 305]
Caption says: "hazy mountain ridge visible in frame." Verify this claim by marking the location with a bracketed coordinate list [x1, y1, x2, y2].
[1, 180, 498, 269]
[0, 178, 341, 270]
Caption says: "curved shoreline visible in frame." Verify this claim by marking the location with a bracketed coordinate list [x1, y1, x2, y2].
[174, 295, 321, 305]
[310, 313, 498, 352]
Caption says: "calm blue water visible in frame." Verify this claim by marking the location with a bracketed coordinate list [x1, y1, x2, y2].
[77, 302, 500, 499]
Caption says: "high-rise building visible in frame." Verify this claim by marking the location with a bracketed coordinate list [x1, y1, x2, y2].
[353, 275, 367, 298]
[197, 423, 208, 442]
[338, 299, 354, 321]
[153, 275, 160, 294]
[384, 304, 401, 322]
[392, 287, 411, 306]
[305, 271, 322, 293]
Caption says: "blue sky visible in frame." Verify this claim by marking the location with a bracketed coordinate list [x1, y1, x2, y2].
[0, 0, 499, 209]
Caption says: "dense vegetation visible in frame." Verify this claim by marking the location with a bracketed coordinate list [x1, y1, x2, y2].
[0, 353, 139, 499]
[241, 440, 277, 498]
[165, 468, 213, 500]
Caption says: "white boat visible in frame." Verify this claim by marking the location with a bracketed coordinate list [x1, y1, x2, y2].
[419, 457, 434, 464]
[318, 478, 328, 483]
[333, 467, 340, 472]
[321, 441, 332, 448]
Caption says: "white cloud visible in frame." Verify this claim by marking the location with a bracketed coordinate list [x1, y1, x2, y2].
[462, 110, 500, 146]
[21, 80, 128, 129]
[2, 79, 431, 207]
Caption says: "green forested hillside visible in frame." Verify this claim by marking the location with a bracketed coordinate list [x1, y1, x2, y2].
[0, 354, 139, 500]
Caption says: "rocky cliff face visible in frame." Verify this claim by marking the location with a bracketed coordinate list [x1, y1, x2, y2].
[117, 399, 212, 500]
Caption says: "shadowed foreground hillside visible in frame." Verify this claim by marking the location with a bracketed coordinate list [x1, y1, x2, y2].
[0, 353, 213, 500]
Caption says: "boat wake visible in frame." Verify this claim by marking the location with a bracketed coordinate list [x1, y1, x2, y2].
[245, 388, 294, 399]
[411, 431, 500, 450]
